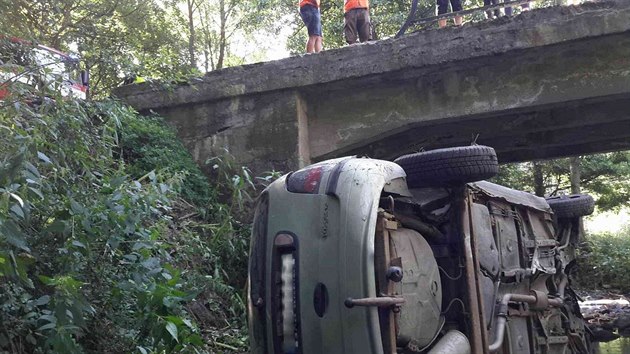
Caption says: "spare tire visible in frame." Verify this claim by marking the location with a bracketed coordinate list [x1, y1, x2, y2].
[545, 194, 595, 218]
[394, 145, 499, 188]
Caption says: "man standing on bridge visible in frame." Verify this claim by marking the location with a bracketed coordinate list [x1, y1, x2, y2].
[300, 0, 323, 53]
[437, 0, 463, 27]
[344, 0, 371, 44]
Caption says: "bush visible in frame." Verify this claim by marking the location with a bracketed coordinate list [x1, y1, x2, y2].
[120, 113, 214, 208]
[0, 86, 263, 352]
[576, 226, 630, 292]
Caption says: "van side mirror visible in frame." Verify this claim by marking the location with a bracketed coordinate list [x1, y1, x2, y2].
[80, 70, 89, 87]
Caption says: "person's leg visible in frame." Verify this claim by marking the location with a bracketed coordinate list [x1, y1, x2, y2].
[306, 36, 316, 53]
[315, 36, 323, 52]
[492, 0, 500, 17]
[451, 0, 463, 25]
[484, 0, 493, 19]
[504, 2, 513, 16]
[312, 8, 323, 52]
[300, 6, 316, 53]
[437, 0, 448, 28]
[357, 9, 371, 42]
[344, 10, 359, 44]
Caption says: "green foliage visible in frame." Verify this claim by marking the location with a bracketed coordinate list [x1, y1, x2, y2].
[0, 68, 264, 352]
[494, 153, 630, 211]
[0, 0, 196, 97]
[576, 225, 630, 292]
[120, 113, 214, 208]
[492, 162, 538, 193]
[580, 153, 630, 211]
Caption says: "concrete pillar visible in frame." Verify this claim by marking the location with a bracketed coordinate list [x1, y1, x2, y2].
[155, 89, 310, 175]
[296, 92, 312, 169]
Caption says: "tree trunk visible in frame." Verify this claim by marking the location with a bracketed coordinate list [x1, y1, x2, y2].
[187, 0, 196, 68]
[217, 0, 226, 69]
[533, 161, 545, 197]
[569, 156, 581, 194]
[203, 42, 209, 72]
[199, 4, 211, 72]
[569, 156, 586, 237]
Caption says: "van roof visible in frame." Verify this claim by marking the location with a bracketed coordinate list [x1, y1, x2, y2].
[470, 180, 551, 212]
[3, 36, 74, 60]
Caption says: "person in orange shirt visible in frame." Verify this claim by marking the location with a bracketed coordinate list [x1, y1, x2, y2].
[344, 0, 371, 44]
[299, 0, 323, 53]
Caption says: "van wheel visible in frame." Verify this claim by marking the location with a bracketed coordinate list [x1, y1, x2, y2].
[394, 145, 499, 188]
[545, 194, 595, 218]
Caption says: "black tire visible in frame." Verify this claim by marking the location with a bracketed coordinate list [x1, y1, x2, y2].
[545, 194, 595, 218]
[394, 145, 499, 188]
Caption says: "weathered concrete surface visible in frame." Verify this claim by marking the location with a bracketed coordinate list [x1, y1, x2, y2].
[115, 0, 630, 173]
[148, 90, 310, 174]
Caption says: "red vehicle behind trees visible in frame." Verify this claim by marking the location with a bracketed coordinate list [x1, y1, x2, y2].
[0, 37, 89, 100]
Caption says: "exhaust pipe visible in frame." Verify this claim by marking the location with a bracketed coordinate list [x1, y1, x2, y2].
[427, 330, 471, 354]
[489, 292, 563, 352]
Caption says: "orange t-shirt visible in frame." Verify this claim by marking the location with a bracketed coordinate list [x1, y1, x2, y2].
[300, 0, 320, 8]
[344, 0, 369, 12]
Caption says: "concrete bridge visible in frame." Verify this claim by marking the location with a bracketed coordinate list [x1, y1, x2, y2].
[115, 0, 630, 174]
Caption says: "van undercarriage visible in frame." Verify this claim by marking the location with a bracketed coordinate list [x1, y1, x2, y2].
[248, 146, 597, 354]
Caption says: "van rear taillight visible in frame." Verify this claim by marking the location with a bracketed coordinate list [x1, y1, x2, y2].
[287, 166, 323, 194]
[272, 232, 301, 354]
